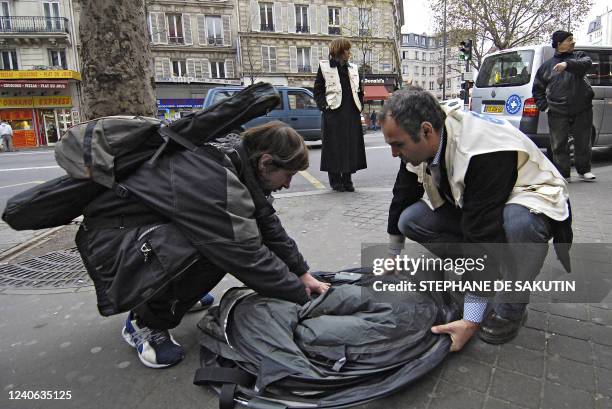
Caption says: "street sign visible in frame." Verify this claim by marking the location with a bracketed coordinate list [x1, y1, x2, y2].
[462, 72, 473, 81]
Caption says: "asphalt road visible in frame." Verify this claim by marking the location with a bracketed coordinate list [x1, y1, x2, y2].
[1, 132, 612, 213]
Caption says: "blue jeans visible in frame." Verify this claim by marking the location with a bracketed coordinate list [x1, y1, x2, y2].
[398, 201, 553, 319]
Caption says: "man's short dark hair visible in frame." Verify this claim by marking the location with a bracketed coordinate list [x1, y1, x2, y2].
[380, 86, 446, 142]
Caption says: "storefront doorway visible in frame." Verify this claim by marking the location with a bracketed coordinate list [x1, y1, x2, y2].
[41, 109, 59, 145]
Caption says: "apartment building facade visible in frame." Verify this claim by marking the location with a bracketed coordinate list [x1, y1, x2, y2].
[586, 9, 612, 46]
[146, 0, 240, 120]
[400, 32, 466, 100]
[236, 0, 403, 101]
[0, 0, 80, 148]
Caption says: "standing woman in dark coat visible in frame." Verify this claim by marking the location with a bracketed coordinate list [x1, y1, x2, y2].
[314, 38, 367, 192]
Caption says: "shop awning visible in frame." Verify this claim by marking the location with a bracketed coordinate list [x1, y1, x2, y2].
[363, 85, 389, 101]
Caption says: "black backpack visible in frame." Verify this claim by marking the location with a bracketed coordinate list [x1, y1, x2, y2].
[2, 83, 281, 231]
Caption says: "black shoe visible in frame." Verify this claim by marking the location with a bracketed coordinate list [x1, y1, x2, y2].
[478, 310, 527, 345]
[343, 182, 355, 192]
[331, 183, 345, 192]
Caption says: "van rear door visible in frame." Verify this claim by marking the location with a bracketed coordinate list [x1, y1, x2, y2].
[473, 49, 535, 122]
[581, 48, 612, 146]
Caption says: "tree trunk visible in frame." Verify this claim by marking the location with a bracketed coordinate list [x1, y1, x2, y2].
[80, 0, 156, 119]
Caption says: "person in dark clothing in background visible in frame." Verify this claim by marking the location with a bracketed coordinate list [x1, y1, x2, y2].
[382, 88, 571, 351]
[532, 30, 595, 182]
[370, 111, 378, 130]
[314, 38, 367, 192]
[77, 122, 330, 369]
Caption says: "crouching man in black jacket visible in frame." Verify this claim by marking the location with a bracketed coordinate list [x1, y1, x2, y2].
[76, 121, 329, 368]
[381, 88, 571, 352]
[532, 30, 595, 182]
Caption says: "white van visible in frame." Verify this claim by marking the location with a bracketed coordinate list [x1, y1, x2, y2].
[471, 45, 612, 149]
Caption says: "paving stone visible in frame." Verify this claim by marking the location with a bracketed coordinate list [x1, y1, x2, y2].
[353, 375, 436, 409]
[542, 381, 595, 409]
[490, 369, 542, 409]
[483, 397, 524, 409]
[548, 315, 593, 340]
[498, 344, 544, 377]
[546, 355, 596, 392]
[597, 397, 612, 409]
[429, 380, 485, 409]
[509, 327, 546, 351]
[591, 307, 612, 326]
[546, 303, 590, 320]
[597, 366, 612, 398]
[592, 325, 612, 346]
[594, 343, 612, 369]
[460, 338, 499, 364]
[524, 308, 548, 331]
[547, 334, 593, 364]
[441, 354, 492, 393]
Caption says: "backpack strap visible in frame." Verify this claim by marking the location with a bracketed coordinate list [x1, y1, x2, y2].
[83, 121, 97, 171]
[157, 125, 198, 152]
[193, 367, 255, 409]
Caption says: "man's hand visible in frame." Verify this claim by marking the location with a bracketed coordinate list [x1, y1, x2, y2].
[553, 62, 568, 72]
[300, 272, 331, 296]
[431, 319, 480, 352]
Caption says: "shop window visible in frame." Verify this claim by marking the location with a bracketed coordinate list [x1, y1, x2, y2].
[49, 49, 67, 69]
[206, 16, 222, 45]
[167, 13, 184, 44]
[210, 61, 225, 78]
[0, 50, 17, 70]
[172, 60, 187, 77]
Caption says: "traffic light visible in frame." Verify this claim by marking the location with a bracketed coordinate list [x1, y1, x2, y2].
[459, 39, 473, 61]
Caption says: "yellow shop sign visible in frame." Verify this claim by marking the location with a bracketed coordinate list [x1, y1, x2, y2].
[0, 96, 72, 108]
[0, 70, 81, 80]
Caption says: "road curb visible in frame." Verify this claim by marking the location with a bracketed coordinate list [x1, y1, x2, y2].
[0, 225, 67, 263]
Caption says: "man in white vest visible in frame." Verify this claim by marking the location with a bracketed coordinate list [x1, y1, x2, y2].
[381, 87, 572, 351]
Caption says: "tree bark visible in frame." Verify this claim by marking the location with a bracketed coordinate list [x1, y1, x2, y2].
[80, 0, 156, 119]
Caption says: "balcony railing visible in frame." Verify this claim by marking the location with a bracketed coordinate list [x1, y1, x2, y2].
[296, 24, 309, 33]
[260, 23, 274, 32]
[0, 16, 69, 34]
[328, 26, 341, 35]
[208, 36, 223, 46]
[297, 65, 311, 72]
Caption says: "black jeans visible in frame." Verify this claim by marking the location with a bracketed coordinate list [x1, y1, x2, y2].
[548, 109, 593, 177]
[133, 258, 225, 330]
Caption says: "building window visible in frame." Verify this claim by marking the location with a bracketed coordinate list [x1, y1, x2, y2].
[43, 2, 61, 30]
[381, 63, 391, 71]
[414, 65, 419, 75]
[429, 81, 434, 90]
[297, 47, 310, 72]
[262, 45, 276, 72]
[172, 60, 187, 77]
[430, 67, 435, 75]
[422, 67, 426, 75]
[0, 50, 17, 70]
[295, 5, 309, 33]
[206, 16, 223, 45]
[0, 2, 11, 31]
[210, 61, 226, 78]
[402, 66, 409, 74]
[49, 49, 67, 69]
[328, 7, 340, 35]
[260, 3, 274, 31]
[167, 14, 184, 44]
[447, 78, 451, 88]
[358, 8, 371, 36]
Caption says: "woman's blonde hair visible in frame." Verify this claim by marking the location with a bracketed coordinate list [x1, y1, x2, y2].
[329, 38, 351, 59]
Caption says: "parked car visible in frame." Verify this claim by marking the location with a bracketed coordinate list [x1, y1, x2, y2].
[203, 85, 321, 141]
[470, 44, 612, 149]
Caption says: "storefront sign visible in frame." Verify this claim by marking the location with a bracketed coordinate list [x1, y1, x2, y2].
[157, 98, 204, 109]
[363, 78, 385, 84]
[0, 70, 81, 80]
[157, 76, 241, 86]
[0, 96, 72, 108]
[0, 80, 68, 89]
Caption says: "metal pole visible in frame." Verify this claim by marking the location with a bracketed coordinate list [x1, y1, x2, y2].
[442, 0, 447, 100]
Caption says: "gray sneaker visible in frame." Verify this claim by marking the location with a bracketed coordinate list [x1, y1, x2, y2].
[578, 172, 596, 182]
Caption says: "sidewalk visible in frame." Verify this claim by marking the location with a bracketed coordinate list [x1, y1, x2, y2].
[1, 177, 612, 408]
